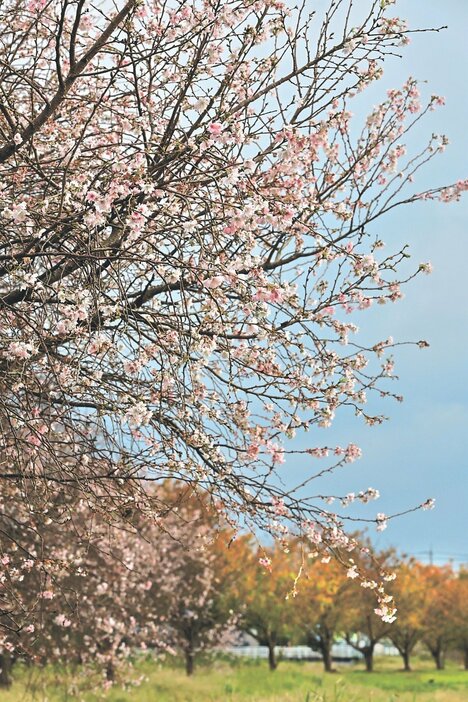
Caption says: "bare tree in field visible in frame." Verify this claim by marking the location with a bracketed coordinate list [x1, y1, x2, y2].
[0, 0, 465, 645]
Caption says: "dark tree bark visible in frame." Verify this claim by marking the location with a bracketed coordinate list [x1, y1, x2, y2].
[363, 645, 375, 673]
[402, 649, 411, 672]
[434, 651, 444, 670]
[391, 635, 414, 672]
[322, 644, 333, 673]
[307, 630, 334, 672]
[185, 649, 195, 676]
[106, 659, 115, 682]
[0, 653, 12, 688]
[344, 632, 377, 673]
[267, 641, 277, 671]
[428, 642, 445, 670]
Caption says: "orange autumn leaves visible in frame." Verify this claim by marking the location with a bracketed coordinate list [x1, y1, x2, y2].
[218, 538, 468, 673]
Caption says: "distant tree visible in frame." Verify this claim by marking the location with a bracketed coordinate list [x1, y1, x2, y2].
[294, 558, 352, 672]
[0, 483, 161, 689]
[240, 545, 297, 671]
[143, 485, 246, 676]
[386, 561, 428, 671]
[343, 542, 395, 671]
[445, 571, 468, 670]
[0, 481, 247, 685]
[420, 565, 455, 670]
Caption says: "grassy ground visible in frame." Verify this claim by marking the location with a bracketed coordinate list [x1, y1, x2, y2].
[3, 656, 467, 701]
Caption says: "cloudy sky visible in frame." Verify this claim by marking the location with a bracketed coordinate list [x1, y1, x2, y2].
[286, 0, 467, 566]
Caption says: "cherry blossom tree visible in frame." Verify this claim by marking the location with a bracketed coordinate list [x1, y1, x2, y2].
[0, 0, 466, 644]
[0, 481, 165, 688]
[139, 484, 246, 676]
[0, 480, 248, 684]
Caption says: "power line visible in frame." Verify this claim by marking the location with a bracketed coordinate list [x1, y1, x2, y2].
[400, 549, 468, 567]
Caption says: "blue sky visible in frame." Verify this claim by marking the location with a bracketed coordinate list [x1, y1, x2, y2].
[286, 0, 467, 566]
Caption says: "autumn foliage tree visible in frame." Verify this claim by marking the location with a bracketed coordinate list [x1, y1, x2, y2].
[0, 0, 466, 658]
[239, 545, 297, 671]
[293, 558, 352, 673]
[0, 487, 466, 688]
[437, 571, 468, 670]
[384, 560, 429, 671]
[420, 565, 455, 670]
[343, 543, 395, 672]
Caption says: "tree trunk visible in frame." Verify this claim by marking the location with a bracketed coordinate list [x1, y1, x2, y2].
[185, 649, 195, 676]
[106, 659, 115, 682]
[402, 649, 411, 672]
[0, 653, 12, 688]
[267, 641, 277, 671]
[430, 647, 444, 670]
[464, 647, 468, 671]
[363, 646, 374, 673]
[322, 644, 333, 673]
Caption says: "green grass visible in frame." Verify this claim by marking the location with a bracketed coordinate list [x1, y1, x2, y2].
[3, 657, 467, 701]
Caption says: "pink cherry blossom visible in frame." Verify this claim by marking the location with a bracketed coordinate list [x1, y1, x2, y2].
[208, 122, 223, 137]
[203, 276, 224, 289]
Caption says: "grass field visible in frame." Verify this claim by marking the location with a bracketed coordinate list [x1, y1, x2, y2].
[3, 656, 468, 701]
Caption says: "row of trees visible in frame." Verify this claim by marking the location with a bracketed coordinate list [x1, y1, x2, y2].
[240, 547, 468, 674]
[0, 483, 466, 687]
[0, 483, 246, 686]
